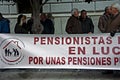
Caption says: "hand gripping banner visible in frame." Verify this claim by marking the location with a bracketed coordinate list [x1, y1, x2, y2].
[0, 33, 120, 70]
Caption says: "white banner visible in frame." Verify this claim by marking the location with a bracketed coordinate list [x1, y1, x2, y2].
[0, 33, 120, 70]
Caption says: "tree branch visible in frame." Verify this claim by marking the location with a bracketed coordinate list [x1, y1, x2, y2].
[30, 0, 33, 8]
[13, 0, 22, 4]
[42, 0, 49, 5]
[39, 0, 49, 9]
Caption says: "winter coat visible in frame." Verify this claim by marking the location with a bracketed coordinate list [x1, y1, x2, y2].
[27, 18, 33, 34]
[79, 16, 94, 34]
[98, 13, 111, 33]
[41, 19, 54, 34]
[66, 16, 82, 34]
[105, 13, 120, 33]
[14, 23, 28, 34]
[0, 18, 10, 33]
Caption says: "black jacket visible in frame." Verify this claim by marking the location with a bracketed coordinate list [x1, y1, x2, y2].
[41, 19, 54, 34]
[79, 16, 94, 34]
[14, 23, 28, 34]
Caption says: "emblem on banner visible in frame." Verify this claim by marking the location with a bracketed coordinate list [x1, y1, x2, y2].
[0, 39, 25, 65]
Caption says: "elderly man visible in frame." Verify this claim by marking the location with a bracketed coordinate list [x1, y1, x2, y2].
[98, 6, 112, 33]
[66, 8, 82, 34]
[105, 3, 120, 33]
[102, 3, 120, 74]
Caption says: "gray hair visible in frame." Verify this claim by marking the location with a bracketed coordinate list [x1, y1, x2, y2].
[71, 8, 78, 15]
[111, 3, 120, 12]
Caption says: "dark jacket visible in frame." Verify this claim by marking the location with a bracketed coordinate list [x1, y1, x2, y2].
[0, 18, 10, 33]
[105, 13, 120, 33]
[98, 13, 111, 33]
[27, 18, 33, 34]
[14, 23, 28, 34]
[79, 16, 94, 34]
[66, 16, 82, 34]
[41, 19, 54, 34]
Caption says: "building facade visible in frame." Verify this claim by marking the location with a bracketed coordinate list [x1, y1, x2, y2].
[0, 0, 120, 34]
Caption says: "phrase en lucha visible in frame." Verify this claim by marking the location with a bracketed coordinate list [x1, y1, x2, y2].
[69, 46, 120, 55]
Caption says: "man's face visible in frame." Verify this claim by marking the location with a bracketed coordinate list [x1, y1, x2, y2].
[106, 7, 112, 14]
[74, 10, 79, 17]
[40, 14, 46, 21]
[111, 6, 118, 15]
[81, 11, 87, 19]
[21, 16, 26, 24]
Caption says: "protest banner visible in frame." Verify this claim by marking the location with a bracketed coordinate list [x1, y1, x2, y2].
[0, 33, 120, 70]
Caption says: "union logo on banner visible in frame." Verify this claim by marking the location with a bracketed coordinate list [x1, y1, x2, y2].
[0, 38, 25, 65]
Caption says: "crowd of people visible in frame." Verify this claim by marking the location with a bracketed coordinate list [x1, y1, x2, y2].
[14, 13, 55, 34]
[66, 3, 120, 35]
[0, 2, 120, 74]
[65, 3, 120, 74]
[0, 3, 120, 35]
[98, 3, 120, 34]
[66, 9, 94, 34]
[0, 13, 55, 34]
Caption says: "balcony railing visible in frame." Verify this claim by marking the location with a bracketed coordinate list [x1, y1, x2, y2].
[43, 0, 119, 14]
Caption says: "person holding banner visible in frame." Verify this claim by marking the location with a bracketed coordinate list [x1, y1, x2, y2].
[66, 8, 82, 34]
[98, 6, 112, 33]
[102, 3, 120, 74]
[79, 10, 94, 34]
[105, 3, 120, 34]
